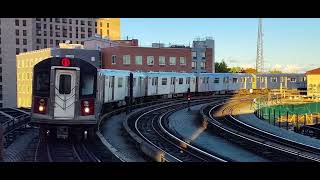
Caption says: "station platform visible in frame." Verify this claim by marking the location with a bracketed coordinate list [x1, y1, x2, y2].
[168, 103, 270, 162]
[234, 101, 320, 149]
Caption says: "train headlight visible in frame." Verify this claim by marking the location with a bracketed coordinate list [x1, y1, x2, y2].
[84, 107, 90, 113]
[39, 105, 45, 112]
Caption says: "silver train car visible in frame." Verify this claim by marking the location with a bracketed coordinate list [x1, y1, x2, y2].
[31, 57, 307, 140]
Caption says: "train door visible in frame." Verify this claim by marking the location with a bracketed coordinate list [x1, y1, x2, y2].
[54, 69, 77, 119]
[170, 77, 175, 93]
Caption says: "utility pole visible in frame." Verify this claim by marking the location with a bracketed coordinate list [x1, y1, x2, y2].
[256, 18, 264, 73]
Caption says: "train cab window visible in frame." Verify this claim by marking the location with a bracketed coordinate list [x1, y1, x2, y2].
[59, 75, 71, 94]
[162, 78, 167, 85]
[35, 71, 50, 94]
[118, 77, 123, 88]
[80, 74, 94, 96]
[179, 78, 183, 84]
[214, 78, 219, 83]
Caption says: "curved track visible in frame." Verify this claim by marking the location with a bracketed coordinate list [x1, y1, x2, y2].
[125, 98, 230, 162]
[202, 99, 320, 162]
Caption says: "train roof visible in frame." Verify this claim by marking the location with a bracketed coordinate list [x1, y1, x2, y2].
[256, 73, 305, 77]
[196, 73, 252, 77]
[146, 71, 196, 78]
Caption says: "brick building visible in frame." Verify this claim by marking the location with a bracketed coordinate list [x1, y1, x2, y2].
[101, 46, 213, 73]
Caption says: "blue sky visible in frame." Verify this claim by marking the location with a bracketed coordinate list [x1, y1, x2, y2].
[121, 18, 320, 73]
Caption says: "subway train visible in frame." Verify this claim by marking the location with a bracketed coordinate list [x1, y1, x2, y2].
[30, 57, 307, 140]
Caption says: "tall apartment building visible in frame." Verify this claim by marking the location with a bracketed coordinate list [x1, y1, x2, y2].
[96, 18, 120, 40]
[0, 18, 120, 108]
[192, 37, 215, 73]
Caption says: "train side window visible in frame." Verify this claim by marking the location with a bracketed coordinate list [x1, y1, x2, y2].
[214, 78, 219, 83]
[179, 78, 183, 84]
[162, 78, 167, 85]
[186, 77, 190, 84]
[118, 77, 123, 88]
[233, 78, 238, 83]
[59, 75, 71, 94]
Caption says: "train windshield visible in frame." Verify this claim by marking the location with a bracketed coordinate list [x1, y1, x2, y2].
[80, 74, 94, 96]
[35, 71, 50, 94]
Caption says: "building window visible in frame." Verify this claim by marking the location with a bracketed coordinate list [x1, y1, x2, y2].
[88, 21, 92, 26]
[23, 30, 27, 36]
[56, 31, 60, 37]
[192, 51, 196, 59]
[69, 19, 72, 24]
[95, 22, 97, 27]
[169, 57, 176, 65]
[162, 78, 167, 85]
[23, 48, 27, 52]
[23, 39, 27, 45]
[111, 55, 116, 64]
[81, 34, 85, 38]
[100, 22, 103, 27]
[23, 20, 26, 26]
[16, 38, 20, 45]
[123, 55, 130, 65]
[107, 30, 109, 36]
[43, 18, 46, 22]
[62, 18, 67, 23]
[201, 52, 206, 59]
[56, 40, 60, 46]
[36, 46, 40, 50]
[69, 26, 72, 31]
[15, 19, 19, 26]
[159, 56, 165, 65]
[147, 56, 154, 65]
[107, 23, 109, 28]
[69, 33, 72, 38]
[0, 57, 2, 64]
[44, 39, 47, 45]
[55, 18, 60, 23]
[135, 56, 142, 65]
[200, 62, 205, 69]
[36, 18, 41, 21]
[36, 38, 41, 44]
[179, 78, 183, 84]
[16, 29, 19, 36]
[81, 27, 85, 32]
[180, 57, 186, 65]
[50, 39, 53, 44]
[43, 24, 47, 29]
[50, 24, 53, 30]
[192, 61, 196, 69]
[81, 20, 85, 25]
[16, 48, 20, 55]
[43, 31, 47, 36]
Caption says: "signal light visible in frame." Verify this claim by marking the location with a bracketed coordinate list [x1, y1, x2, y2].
[61, 58, 71, 67]
[81, 99, 94, 116]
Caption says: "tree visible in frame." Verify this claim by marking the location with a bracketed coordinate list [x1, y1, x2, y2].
[229, 66, 243, 73]
[269, 70, 283, 74]
[242, 68, 257, 74]
[215, 60, 230, 73]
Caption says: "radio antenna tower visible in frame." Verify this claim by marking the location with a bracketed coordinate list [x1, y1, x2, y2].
[256, 18, 264, 73]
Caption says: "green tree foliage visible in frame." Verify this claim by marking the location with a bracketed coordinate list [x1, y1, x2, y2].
[229, 66, 243, 73]
[269, 70, 283, 74]
[215, 60, 230, 73]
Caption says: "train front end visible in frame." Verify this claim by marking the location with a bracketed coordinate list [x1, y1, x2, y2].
[31, 57, 99, 141]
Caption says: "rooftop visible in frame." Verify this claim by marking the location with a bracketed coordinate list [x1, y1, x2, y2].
[306, 68, 320, 75]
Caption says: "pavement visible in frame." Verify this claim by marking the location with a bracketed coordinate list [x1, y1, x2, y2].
[168, 103, 270, 162]
[234, 101, 320, 149]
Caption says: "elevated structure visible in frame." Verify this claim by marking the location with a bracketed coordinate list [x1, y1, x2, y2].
[256, 18, 264, 73]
